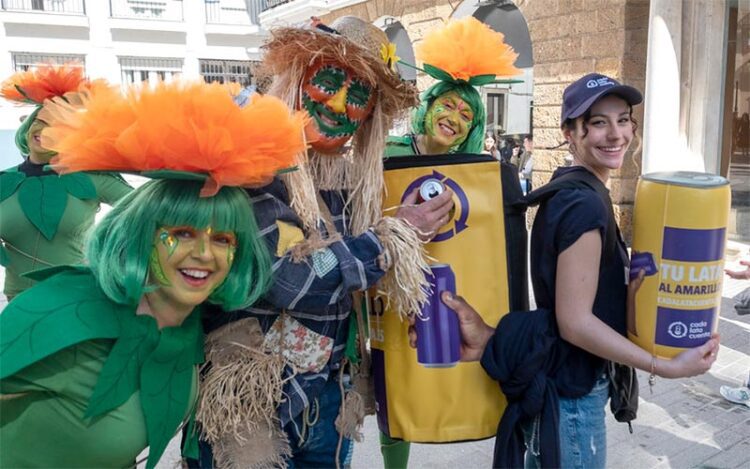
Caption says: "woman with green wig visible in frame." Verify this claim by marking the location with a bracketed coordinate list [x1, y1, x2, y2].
[380, 16, 521, 468]
[0, 80, 306, 468]
[0, 64, 133, 300]
[386, 80, 486, 156]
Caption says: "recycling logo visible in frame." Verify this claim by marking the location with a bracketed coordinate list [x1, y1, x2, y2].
[401, 170, 470, 242]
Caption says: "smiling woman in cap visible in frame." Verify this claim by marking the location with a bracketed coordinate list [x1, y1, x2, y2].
[432, 72, 721, 468]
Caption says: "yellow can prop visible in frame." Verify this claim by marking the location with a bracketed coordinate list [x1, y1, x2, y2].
[629, 171, 730, 358]
[372, 154, 511, 443]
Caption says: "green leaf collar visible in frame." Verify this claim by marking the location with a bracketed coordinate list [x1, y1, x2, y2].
[0, 168, 98, 240]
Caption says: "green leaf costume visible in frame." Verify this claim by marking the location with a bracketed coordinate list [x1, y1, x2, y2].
[0, 266, 203, 469]
[0, 165, 132, 297]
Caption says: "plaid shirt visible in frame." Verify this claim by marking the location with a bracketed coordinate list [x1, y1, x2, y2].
[204, 178, 386, 427]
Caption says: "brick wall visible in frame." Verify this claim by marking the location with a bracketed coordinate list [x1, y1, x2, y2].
[320, 0, 650, 240]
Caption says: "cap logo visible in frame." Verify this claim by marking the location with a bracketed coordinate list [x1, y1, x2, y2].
[586, 77, 615, 88]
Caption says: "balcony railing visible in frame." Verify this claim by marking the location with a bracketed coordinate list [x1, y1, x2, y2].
[263, 0, 291, 10]
[205, 0, 258, 25]
[109, 0, 182, 21]
[1, 0, 86, 14]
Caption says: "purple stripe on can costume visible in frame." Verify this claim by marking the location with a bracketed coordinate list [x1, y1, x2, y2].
[655, 306, 715, 347]
[662, 227, 725, 262]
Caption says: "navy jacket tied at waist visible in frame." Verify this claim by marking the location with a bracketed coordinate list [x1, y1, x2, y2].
[480, 308, 568, 469]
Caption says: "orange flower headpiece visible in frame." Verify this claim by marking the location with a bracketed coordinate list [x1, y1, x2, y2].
[1, 63, 87, 105]
[414, 17, 521, 86]
[40, 80, 307, 196]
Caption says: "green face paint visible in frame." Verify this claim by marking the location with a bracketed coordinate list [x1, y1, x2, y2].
[149, 247, 171, 286]
[311, 66, 346, 93]
[300, 60, 376, 153]
[423, 91, 474, 152]
[425, 104, 447, 137]
[227, 245, 236, 265]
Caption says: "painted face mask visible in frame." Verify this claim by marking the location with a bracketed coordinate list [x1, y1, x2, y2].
[149, 225, 236, 311]
[300, 60, 376, 154]
[425, 91, 474, 151]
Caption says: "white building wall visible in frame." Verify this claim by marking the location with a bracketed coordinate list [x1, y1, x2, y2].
[0, 0, 265, 167]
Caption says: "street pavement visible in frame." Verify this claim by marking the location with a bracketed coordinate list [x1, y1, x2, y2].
[2, 249, 748, 469]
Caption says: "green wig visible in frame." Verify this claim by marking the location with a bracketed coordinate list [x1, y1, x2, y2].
[87, 179, 271, 310]
[411, 81, 486, 154]
[15, 106, 41, 156]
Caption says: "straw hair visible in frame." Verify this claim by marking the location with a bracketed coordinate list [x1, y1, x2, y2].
[416, 17, 520, 81]
[373, 217, 432, 319]
[1, 63, 86, 104]
[39, 80, 306, 196]
[197, 317, 290, 463]
[260, 19, 428, 317]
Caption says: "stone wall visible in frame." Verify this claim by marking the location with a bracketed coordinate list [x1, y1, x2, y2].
[320, 0, 650, 240]
[523, 0, 650, 240]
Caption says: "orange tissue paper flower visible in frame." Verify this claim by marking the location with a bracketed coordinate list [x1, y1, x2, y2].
[416, 17, 521, 82]
[41, 80, 306, 195]
[1, 63, 87, 105]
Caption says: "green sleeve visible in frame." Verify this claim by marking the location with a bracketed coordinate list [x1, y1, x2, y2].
[90, 173, 133, 205]
[384, 135, 416, 158]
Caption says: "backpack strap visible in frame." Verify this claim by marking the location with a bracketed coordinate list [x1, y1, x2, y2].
[525, 169, 619, 265]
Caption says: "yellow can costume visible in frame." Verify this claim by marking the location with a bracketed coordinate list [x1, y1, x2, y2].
[629, 171, 731, 358]
[373, 153, 526, 442]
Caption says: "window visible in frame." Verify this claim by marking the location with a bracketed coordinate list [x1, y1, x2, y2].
[109, 0, 183, 20]
[119, 57, 182, 86]
[2, 0, 85, 14]
[204, 0, 253, 25]
[199, 59, 257, 87]
[485, 91, 506, 135]
[11, 52, 85, 72]
[722, 4, 750, 243]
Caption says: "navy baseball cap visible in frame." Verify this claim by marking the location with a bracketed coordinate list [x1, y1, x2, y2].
[561, 73, 643, 124]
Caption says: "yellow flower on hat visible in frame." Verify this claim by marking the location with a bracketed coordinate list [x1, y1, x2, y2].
[380, 42, 400, 71]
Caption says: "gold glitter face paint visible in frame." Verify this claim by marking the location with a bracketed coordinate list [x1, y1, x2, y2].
[147, 225, 237, 311]
[159, 229, 178, 257]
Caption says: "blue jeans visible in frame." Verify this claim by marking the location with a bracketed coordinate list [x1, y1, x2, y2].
[525, 374, 610, 469]
[285, 377, 353, 468]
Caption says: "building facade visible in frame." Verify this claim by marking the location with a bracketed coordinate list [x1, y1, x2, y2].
[258, 0, 748, 243]
[0, 0, 265, 167]
[2, 0, 747, 243]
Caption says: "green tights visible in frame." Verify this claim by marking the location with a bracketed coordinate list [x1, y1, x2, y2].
[379, 431, 410, 468]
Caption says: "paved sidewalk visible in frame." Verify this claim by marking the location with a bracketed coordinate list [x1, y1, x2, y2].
[349, 257, 750, 468]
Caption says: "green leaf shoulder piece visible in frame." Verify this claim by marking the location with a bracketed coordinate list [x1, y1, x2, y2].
[0, 267, 124, 379]
[0, 170, 26, 203]
[60, 173, 98, 200]
[0, 243, 9, 267]
[1, 266, 204, 469]
[140, 310, 202, 469]
[386, 135, 413, 147]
